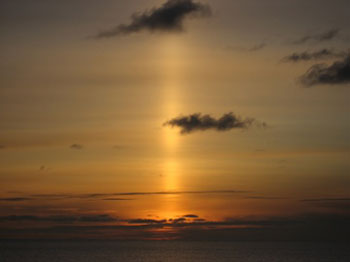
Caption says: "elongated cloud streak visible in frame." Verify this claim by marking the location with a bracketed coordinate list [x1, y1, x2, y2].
[95, 0, 211, 38]
[282, 49, 345, 62]
[300, 55, 350, 86]
[164, 112, 265, 134]
[293, 29, 340, 44]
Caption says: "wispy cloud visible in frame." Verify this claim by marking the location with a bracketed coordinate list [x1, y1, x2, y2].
[3, 190, 249, 203]
[300, 55, 350, 86]
[70, 144, 84, 150]
[293, 29, 340, 44]
[282, 49, 346, 62]
[0, 197, 33, 202]
[164, 112, 266, 134]
[301, 198, 350, 202]
[102, 198, 134, 201]
[226, 43, 266, 52]
[94, 0, 211, 38]
[0, 214, 117, 223]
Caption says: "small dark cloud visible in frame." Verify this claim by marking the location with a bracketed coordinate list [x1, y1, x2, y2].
[70, 144, 84, 150]
[282, 49, 346, 63]
[183, 214, 199, 218]
[164, 112, 266, 134]
[293, 29, 340, 44]
[300, 55, 350, 86]
[94, 0, 211, 38]
[0, 145, 5, 149]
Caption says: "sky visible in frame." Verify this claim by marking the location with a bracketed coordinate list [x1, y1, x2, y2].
[0, 0, 350, 240]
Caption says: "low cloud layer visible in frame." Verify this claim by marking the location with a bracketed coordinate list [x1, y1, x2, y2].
[95, 0, 211, 38]
[293, 29, 340, 44]
[164, 112, 265, 134]
[0, 214, 117, 223]
[0, 197, 32, 202]
[300, 55, 350, 86]
[282, 49, 345, 62]
[2, 213, 350, 241]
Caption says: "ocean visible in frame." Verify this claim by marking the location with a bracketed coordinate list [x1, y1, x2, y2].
[0, 241, 349, 262]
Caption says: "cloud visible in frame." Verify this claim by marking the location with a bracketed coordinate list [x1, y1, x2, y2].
[293, 29, 340, 44]
[164, 112, 266, 134]
[282, 49, 346, 62]
[0, 197, 32, 202]
[102, 198, 134, 201]
[301, 198, 350, 202]
[94, 0, 211, 38]
[247, 43, 266, 52]
[0, 214, 117, 223]
[226, 43, 266, 52]
[3, 190, 248, 203]
[127, 219, 167, 224]
[300, 55, 350, 86]
[0, 145, 5, 149]
[3, 213, 350, 241]
[183, 214, 199, 218]
[70, 144, 84, 150]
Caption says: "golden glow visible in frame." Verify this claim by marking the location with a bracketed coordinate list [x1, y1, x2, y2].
[163, 158, 179, 191]
[159, 35, 186, 193]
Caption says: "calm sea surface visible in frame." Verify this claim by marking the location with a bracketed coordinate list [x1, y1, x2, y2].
[0, 241, 349, 262]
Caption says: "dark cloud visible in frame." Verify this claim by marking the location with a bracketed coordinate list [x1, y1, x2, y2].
[70, 144, 84, 150]
[0, 145, 5, 149]
[293, 29, 340, 44]
[94, 0, 211, 38]
[300, 55, 350, 86]
[244, 196, 287, 200]
[282, 49, 345, 62]
[172, 217, 187, 223]
[183, 214, 199, 218]
[164, 112, 266, 134]
[3, 213, 350, 241]
[127, 219, 167, 224]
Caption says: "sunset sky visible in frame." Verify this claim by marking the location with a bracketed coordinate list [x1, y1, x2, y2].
[0, 0, 350, 240]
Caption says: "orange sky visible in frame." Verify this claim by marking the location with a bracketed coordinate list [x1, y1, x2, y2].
[0, 0, 349, 240]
